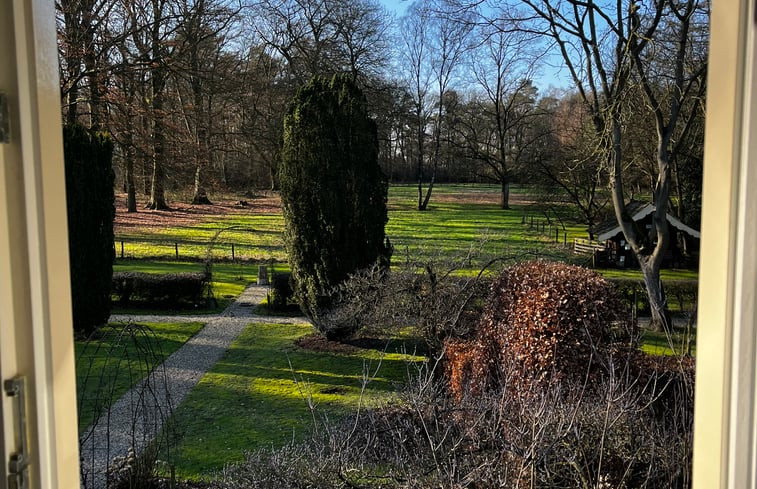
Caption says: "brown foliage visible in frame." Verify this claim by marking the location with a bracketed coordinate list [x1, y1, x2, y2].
[446, 261, 631, 397]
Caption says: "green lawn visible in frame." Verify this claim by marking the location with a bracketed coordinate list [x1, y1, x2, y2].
[76, 321, 205, 430]
[641, 328, 697, 356]
[115, 185, 580, 270]
[168, 322, 425, 480]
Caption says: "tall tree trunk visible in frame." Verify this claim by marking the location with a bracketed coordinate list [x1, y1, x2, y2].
[639, 256, 671, 331]
[125, 133, 137, 212]
[500, 178, 510, 210]
[146, 68, 169, 210]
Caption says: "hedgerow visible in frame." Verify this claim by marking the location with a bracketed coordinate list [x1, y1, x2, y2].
[112, 271, 210, 306]
[445, 261, 632, 397]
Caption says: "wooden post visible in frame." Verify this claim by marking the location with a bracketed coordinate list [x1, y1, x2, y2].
[257, 265, 269, 285]
[175, 242, 179, 259]
[231, 243, 235, 261]
[564, 232, 567, 246]
[120, 240, 124, 258]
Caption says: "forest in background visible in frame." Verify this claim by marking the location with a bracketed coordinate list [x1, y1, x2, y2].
[57, 0, 707, 232]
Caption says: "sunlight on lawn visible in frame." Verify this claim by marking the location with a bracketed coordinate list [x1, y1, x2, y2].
[168, 322, 425, 480]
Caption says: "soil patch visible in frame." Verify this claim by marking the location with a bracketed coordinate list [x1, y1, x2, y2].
[294, 333, 361, 354]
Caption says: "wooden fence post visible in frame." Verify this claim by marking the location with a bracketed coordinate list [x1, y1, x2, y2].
[175, 242, 179, 259]
[231, 243, 235, 261]
[120, 240, 124, 258]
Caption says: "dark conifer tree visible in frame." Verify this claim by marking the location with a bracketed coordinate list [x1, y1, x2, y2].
[280, 74, 391, 339]
[64, 124, 115, 335]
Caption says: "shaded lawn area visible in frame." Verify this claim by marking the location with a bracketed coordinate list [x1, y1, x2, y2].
[169, 322, 426, 480]
[76, 321, 205, 431]
[112, 260, 257, 314]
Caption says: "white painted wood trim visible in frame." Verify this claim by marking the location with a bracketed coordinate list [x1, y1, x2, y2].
[692, 0, 751, 487]
[0, 0, 80, 487]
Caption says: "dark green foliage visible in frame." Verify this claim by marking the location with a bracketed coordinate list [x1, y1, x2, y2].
[269, 272, 294, 311]
[64, 124, 115, 335]
[111, 271, 210, 306]
[280, 74, 391, 339]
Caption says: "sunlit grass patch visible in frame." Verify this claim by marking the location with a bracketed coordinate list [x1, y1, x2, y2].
[641, 328, 696, 357]
[75, 321, 205, 431]
[169, 322, 426, 480]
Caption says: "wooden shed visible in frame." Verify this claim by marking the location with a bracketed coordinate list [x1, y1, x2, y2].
[590, 201, 700, 268]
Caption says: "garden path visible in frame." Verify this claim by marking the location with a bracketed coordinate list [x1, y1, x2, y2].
[79, 285, 309, 489]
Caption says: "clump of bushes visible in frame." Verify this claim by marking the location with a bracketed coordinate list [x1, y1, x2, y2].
[213, 260, 694, 489]
[112, 271, 210, 306]
[445, 261, 632, 397]
[610, 277, 698, 315]
[268, 272, 295, 311]
[216, 357, 693, 489]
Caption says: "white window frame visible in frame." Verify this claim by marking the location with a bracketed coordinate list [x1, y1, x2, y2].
[1, 0, 757, 488]
[1, 0, 80, 487]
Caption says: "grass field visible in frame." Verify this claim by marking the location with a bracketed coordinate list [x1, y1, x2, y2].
[114, 185, 584, 268]
[168, 322, 425, 479]
[76, 321, 205, 430]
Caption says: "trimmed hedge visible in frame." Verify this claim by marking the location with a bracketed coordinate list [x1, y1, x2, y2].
[269, 272, 294, 311]
[64, 124, 115, 335]
[445, 261, 631, 397]
[112, 271, 210, 306]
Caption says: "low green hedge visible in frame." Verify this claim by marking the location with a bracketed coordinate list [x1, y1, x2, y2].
[112, 271, 210, 306]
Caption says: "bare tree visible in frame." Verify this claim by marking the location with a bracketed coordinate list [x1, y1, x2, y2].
[514, 0, 708, 330]
[399, 0, 472, 211]
[462, 22, 542, 209]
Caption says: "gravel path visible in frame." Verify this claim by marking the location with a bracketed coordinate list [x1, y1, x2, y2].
[79, 285, 308, 488]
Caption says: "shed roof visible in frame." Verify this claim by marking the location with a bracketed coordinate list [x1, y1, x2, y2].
[592, 201, 701, 242]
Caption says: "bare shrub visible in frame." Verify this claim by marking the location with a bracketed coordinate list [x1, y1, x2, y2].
[215, 353, 693, 489]
[322, 242, 566, 351]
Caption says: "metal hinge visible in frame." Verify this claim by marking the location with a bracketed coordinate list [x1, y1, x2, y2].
[4, 377, 29, 489]
[0, 92, 9, 144]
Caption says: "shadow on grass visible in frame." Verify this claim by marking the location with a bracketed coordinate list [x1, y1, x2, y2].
[168, 322, 425, 480]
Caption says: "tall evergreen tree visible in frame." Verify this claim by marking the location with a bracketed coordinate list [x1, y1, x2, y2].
[64, 124, 115, 335]
[280, 74, 391, 340]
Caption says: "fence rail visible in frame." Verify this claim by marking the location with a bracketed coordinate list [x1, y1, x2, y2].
[573, 238, 606, 255]
[113, 236, 284, 261]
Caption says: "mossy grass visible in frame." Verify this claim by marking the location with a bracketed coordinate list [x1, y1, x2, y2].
[76, 321, 205, 430]
[168, 322, 425, 480]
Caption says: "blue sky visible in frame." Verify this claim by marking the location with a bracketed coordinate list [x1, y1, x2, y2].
[376, 0, 571, 92]
[378, 0, 410, 16]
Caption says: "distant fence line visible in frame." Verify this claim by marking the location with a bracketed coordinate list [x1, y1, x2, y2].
[113, 236, 283, 261]
[522, 212, 571, 247]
